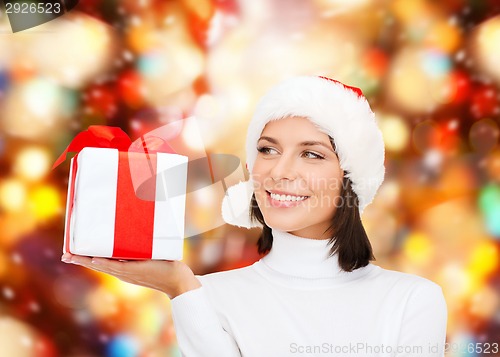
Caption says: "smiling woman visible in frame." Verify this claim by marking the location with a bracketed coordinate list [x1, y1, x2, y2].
[63, 76, 448, 357]
[249, 116, 375, 273]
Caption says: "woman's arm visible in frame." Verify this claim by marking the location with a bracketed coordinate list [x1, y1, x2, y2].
[171, 286, 242, 356]
[62, 253, 241, 356]
[396, 282, 448, 357]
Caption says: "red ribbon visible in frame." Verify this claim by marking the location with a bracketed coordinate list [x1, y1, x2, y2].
[113, 151, 156, 259]
[53, 126, 132, 170]
[56, 125, 175, 259]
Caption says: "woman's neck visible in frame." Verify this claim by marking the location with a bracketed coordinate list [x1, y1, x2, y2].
[261, 229, 341, 279]
[254, 229, 377, 288]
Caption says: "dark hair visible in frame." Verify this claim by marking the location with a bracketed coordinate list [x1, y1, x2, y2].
[249, 137, 376, 272]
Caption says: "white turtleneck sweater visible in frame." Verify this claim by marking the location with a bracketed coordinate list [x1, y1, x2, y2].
[171, 230, 448, 357]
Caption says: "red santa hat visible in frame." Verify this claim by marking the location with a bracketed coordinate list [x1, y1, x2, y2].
[221, 75, 385, 228]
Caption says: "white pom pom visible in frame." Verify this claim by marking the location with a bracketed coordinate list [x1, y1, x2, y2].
[221, 180, 262, 229]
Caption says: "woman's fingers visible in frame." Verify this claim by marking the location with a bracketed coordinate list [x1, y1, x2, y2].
[88, 257, 127, 274]
[61, 253, 164, 277]
[62, 253, 93, 266]
[62, 253, 123, 275]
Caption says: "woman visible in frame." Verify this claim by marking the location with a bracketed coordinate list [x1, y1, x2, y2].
[62, 76, 448, 357]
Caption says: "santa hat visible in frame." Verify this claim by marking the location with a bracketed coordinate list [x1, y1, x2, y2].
[221, 75, 385, 229]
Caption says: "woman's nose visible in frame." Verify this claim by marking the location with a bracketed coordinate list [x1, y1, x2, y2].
[270, 154, 298, 181]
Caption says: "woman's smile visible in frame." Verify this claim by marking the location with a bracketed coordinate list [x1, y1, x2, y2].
[266, 190, 310, 208]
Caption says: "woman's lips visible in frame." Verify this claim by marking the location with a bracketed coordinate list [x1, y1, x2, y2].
[266, 191, 310, 208]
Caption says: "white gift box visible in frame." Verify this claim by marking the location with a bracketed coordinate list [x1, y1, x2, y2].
[63, 147, 188, 260]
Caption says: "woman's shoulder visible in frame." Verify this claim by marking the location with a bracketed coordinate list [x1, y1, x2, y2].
[369, 263, 444, 296]
[372, 265, 448, 325]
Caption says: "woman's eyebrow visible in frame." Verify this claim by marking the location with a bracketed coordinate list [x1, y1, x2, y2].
[257, 136, 335, 153]
[300, 140, 335, 153]
[258, 136, 279, 144]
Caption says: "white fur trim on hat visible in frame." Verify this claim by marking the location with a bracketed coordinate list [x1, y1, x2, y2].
[222, 75, 385, 229]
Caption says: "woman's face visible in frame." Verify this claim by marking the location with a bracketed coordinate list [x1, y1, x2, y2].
[252, 116, 344, 240]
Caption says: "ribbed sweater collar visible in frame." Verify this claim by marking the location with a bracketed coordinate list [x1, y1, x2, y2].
[262, 229, 340, 279]
[256, 229, 377, 286]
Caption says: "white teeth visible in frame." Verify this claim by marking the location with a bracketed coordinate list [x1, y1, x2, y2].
[270, 193, 308, 202]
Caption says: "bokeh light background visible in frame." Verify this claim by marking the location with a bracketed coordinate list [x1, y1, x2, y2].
[0, 0, 500, 356]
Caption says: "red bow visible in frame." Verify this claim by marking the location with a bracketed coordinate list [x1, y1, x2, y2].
[52, 125, 175, 169]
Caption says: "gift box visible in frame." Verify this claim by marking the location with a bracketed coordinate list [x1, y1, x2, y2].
[56, 126, 188, 260]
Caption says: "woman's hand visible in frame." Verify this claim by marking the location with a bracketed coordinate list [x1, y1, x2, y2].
[61, 253, 202, 300]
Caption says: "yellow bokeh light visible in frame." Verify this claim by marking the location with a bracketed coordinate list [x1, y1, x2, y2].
[376, 180, 401, 207]
[127, 24, 158, 53]
[378, 113, 410, 152]
[426, 21, 462, 53]
[28, 185, 61, 220]
[0, 317, 38, 357]
[137, 28, 204, 106]
[474, 16, 500, 85]
[2, 79, 67, 140]
[101, 274, 151, 300]
[469, 285, 499, 319]
[467, 240, 498, 279]
[14, 147, 51, 182]
[314, 0, 373, 13]
[22, 13, 116, 88]
[478, 17, 500, 46]
[391, 0, 432, 24]
[402, 232, 434, 264]
[182, 238, 191, 264]
[437, 263, 476, 299]
[183, 0, 214, 21]
[0, 179, 27, 212]
[386, 46, 451, 113]
[0, 212, 37, 247]
[86, 286, 119, 319]
[136, 302, 162, 338]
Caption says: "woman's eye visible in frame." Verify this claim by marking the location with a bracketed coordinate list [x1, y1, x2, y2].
[257, 146, 278, 155]
[303, 151, 325, 160]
